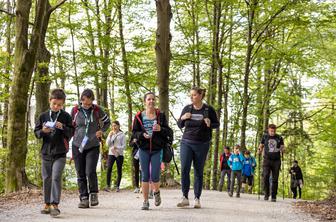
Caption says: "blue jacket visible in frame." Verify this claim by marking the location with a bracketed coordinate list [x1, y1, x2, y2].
[242, 156, 256, 176]
[228, 153, 244, 171]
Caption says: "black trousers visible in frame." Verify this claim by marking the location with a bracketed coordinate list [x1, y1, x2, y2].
[263, 158, 281, 199]
[106, 155, 124, 187]
[72, 146, 100, 200]
[133, 158, 140, 188]
[291, 185, 302, 199]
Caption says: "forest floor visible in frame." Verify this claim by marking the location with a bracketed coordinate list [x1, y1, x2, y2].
[0, 188, 328, 222]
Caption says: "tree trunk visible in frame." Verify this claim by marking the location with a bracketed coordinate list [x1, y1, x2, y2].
[155, 0, 172, 186]
[117, 0, 134, 185]
[6, 0, 47, 193]
[240, 0, 257, 150]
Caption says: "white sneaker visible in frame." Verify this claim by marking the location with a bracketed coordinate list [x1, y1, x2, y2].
[177, 196, 190, 207]
[133, 187, 140, 193]
[194, 198, 201, 208]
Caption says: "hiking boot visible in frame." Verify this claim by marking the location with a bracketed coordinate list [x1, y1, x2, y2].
[264, 196, 269, 201]
[78, 198, 90, 208]
[141, 200, 149, 210]
[194, 198, 201, 209]
[236, 193, 240, 198]
[116, 187, 120, 192]
[177, 196, 190, 207]
[90, 193, 99, 206]
[228, 192, 233, 197]
[50, 204, 60, 217]
[134, 187, 140, 193]
[40, 204, 50, 214]
[271, 198, 277, 202]
[148, 190, 153, 199]
[154, 191, 161, 206]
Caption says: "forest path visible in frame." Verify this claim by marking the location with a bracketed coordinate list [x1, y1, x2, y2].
[1, 189, 316, 222]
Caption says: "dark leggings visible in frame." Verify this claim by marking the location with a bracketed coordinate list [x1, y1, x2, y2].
[291, 186, 302, 199]
[106, 155, 124, 188]
[133, 158, 140, 188]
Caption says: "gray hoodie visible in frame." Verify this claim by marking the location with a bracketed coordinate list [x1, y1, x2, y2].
[71, 105, 110, 150]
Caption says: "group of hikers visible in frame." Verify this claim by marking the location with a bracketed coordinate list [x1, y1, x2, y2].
[34, 87, 303, 217]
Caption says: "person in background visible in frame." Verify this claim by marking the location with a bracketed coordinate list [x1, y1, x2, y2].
[290, 160, 304, 199]
[105, 121, 126, 192]
[218, 146, 232, 193]
[228, 145, 244, 198]
[241, 150, 257, 194]
[130, 136, 141, 193]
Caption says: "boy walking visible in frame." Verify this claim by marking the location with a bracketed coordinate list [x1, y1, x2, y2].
[228, 145, 244, 198]
[34, 89, 73, 217]
[241, 150, 256, 194]
[218, 146, 231, 192]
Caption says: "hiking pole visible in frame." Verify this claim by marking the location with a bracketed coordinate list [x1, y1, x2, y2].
[282, 152, 285, 200]
[258, 153, 261, 200]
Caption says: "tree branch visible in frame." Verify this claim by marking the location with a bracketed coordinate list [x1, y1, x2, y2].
[0, 8, 15, 17]
[49, 0, 67, 13]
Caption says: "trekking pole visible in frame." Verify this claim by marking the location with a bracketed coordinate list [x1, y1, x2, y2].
[258, 153, 261, 200]
[282, 152, 285, 200]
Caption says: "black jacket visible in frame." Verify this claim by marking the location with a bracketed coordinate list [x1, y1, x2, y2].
[131, 110, 170, 152]
[34, 109, 74, 158]
[290, 166, 303, 181]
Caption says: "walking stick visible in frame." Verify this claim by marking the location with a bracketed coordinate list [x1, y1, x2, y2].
[282, 152, 285, 200]
[258, 153, 261, 200]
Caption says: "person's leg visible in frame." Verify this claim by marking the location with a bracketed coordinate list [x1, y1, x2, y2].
[180, 141, 194, 199]
[263, 159, 271, 199]
[72, 145, 89, 200]
[248, 176, 253, 193]
[271, 160, 281, 200]
[133, 159, 140, 188]
[116, 156, 124, 188]
[298, 185, 302, 199]
[218, 170, 225, 191]
[50, 157, 66, 205]
[106, 155, 114, 188]
[226, 170, 231, 192]
[41, 157, 52, 205]
[229, 171, 236, 196]
[192, 142, 210, 199]
[139, 149, 150, 200]
[86, 147, 100, 195]
[150, 151, 162, 206]
[236, 171, 242, 196]
[292, 187, 297, 199]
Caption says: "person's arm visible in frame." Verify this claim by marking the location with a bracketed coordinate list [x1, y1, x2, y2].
[62, 112, 74, 140]
[118, 133, 126, 151]
[106, 132, 113, 147]
[132, 115, 145, 141]
[98, 107, 111, 132]
[177, 106, 188, 129]
[279, 136, 285, 154]
[258, 135, 266, 155]
[34, 114, 49, 139]
[228, 156, 232, 169]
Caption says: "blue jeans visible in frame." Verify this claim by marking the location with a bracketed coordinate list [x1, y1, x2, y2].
[139, 149, 162, 183]
[180, 140, 210, 199]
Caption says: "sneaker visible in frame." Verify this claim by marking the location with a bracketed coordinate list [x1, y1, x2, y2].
[154, 191, 161, 206]
[228, 192, 233, 197]
[90, 193, 99, 206]
[194, 198, 201, 209]
[264, 196, 269, 201]
[236, 193, 240, 198]
[104, 187, 111, 192]
[271, 198, 276, 202]
[134, 187, 140, 193]
[116, 187, 120, 192]
[141, 200, 149, 210]
[40, 204, 50, 214]
[148, 190, 153, 199]
[177, 196, 190, 207]
[78, 198, 90, 208]
[50, 204, 60, 217]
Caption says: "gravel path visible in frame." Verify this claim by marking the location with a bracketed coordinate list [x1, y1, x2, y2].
[0, 189, 317, 222]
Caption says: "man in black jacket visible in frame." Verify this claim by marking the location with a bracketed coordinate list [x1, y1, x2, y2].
[34, 89, 73, 217]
